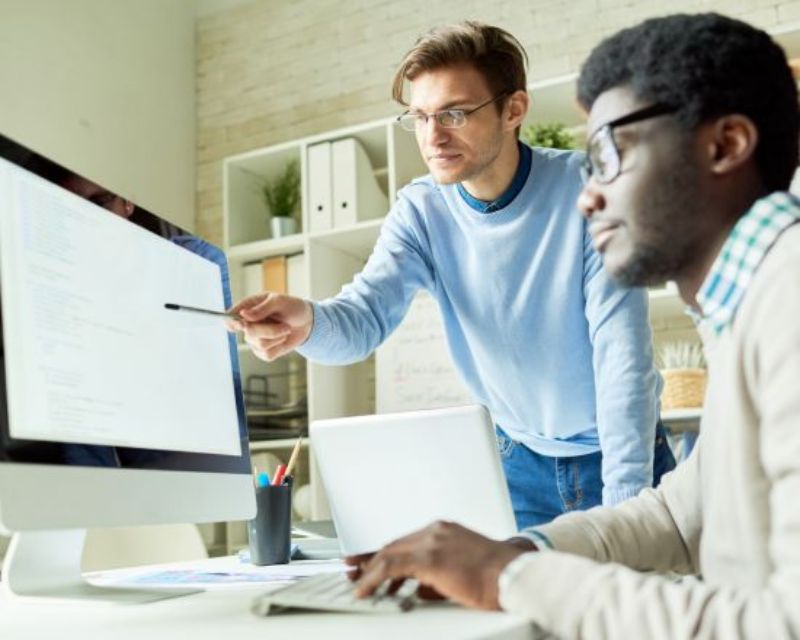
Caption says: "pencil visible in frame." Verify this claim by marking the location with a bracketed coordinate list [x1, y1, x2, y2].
[164, 302, 242, 322]
[284, 436, 303, 478]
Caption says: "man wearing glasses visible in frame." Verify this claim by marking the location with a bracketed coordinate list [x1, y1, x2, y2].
[230, 21, 673, 528]
[348, 13, 800, 638]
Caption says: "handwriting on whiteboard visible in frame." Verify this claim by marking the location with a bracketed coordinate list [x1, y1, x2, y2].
[376, 291, 471, 413]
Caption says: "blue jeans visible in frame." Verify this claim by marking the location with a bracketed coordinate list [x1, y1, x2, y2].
[496, 422, 676, 530]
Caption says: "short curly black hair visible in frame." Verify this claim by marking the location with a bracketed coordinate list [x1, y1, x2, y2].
[578, 13, 799, 192]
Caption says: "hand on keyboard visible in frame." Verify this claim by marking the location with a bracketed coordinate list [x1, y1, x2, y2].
[251, 571, 418, 616]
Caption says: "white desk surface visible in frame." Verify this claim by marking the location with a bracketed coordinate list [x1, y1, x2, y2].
[0, 556, 540, 640]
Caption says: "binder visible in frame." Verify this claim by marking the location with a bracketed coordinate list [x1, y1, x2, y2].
[241, 254, 306, 299]
[242, 261, 264, 298]
[331, 138, 388, 228]
[261, 256, 288, 294]
[286, 253, 308, 299]
[307, 142, 333, 233]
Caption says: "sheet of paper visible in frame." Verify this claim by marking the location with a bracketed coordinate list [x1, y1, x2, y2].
[87, 558, 346, 589]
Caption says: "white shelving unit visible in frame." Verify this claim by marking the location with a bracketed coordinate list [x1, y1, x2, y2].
[223, 116, 426, 525]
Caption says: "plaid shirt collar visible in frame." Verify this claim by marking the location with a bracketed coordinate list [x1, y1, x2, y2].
[694, 191, 800, 336]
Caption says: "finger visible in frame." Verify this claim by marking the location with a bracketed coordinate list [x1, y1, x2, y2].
[228, 294, 267, 316]
[263, 340, 294, 362]
[387, 578, 406, 596]
[263, 328, 314, 360]
[245, 334, 291, 362]
[225, 319, 246, 333]
[242, 336, 284, 363]
[244, 322, 291, 341]
[243, 332, 279, 352]
[239, 294, 281, 322]
[344, 553, 374, 567]
[346, 566, 361, 582]
[416, 584, 445, 601]
[354, 552, 416, 598]
[244, 334, 289, 356]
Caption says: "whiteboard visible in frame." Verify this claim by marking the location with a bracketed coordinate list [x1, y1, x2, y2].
[376, 290, 471, 413]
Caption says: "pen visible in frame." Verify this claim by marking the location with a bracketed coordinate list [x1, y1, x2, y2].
[164, 302, 242, 321]
[272, 464, 287, 486]
[257, 472, 270, 488]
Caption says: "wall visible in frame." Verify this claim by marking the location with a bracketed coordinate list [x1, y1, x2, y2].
[196, 0, 800, 245]
[0, 0, 197, 230]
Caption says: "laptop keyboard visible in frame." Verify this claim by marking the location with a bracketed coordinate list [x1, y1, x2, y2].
[251, 571, 418, 615]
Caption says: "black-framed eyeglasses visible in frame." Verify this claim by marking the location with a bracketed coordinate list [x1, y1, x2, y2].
[396, 92, 510, 132]
[580, 103, 679, 184]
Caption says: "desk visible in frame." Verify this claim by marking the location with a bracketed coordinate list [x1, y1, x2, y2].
[0, 557, 540, 640]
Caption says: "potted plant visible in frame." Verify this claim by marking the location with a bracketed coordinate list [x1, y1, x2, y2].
[520, 122, 576, 150]
[263, 158, 300, 238]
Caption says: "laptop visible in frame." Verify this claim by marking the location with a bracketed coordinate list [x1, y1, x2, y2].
[309, 404, 517, 555]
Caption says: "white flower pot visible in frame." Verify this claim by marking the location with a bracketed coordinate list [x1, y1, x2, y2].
[270, 216, 297, 238]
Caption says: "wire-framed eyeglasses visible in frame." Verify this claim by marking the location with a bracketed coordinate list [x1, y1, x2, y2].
[580, 103, 679, 184]
[396, 92, 511, 132]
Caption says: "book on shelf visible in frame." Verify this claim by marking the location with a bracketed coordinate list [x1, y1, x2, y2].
[262, 256, 287, 293]
[242, 253, 308, 299]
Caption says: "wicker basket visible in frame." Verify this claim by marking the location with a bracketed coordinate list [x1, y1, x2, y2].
[661, 368, 707, 410]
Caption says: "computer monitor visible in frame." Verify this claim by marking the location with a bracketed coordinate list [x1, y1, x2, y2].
[0, 132, 255, 603]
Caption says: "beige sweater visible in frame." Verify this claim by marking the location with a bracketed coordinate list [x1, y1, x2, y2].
[499, 225, 800, 639]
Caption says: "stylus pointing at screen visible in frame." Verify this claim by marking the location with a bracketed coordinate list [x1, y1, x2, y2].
[164, 302, 243, 322]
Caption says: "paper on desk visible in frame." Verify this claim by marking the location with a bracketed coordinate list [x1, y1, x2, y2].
[88, 559, 346, 589]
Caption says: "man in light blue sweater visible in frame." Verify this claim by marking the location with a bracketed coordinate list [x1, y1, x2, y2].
[230, 22, 674, 528]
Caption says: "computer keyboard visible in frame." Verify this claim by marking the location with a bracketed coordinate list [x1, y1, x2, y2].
[251, 571, 418, 615]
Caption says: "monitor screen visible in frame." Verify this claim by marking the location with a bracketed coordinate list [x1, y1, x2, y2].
[0, 132, 250, 475]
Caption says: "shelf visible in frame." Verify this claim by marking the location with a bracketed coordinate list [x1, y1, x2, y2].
[662, 408, 702, 433]
[227, 234, 305, 264]
[525, 73, 582, 128]
[662, 407, 702, 422]
[247, 404, 306, 419]
[310, 217, 384, 258]
[224, 143, 304, 248]
[249, 438, 307, 452]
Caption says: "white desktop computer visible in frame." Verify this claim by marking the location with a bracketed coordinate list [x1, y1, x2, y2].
[0, 132, 255, 603]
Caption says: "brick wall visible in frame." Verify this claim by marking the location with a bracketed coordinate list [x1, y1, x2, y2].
[196, 0, 794, 245]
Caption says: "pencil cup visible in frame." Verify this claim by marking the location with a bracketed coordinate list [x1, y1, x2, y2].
[247, 483, 292, 565]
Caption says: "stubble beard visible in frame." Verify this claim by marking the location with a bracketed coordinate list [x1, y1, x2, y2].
[428, 129, 505, 186]
[613, 155, 703, 288]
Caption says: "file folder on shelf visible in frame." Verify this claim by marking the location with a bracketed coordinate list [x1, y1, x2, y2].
[241, 254, 307, 299]
[308, 142, 333, 233]
[331, 138, 388, 228]
[307, 138, 388, 233]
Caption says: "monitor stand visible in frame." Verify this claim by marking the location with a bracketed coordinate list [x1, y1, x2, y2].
[2, 529, 200, 603]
